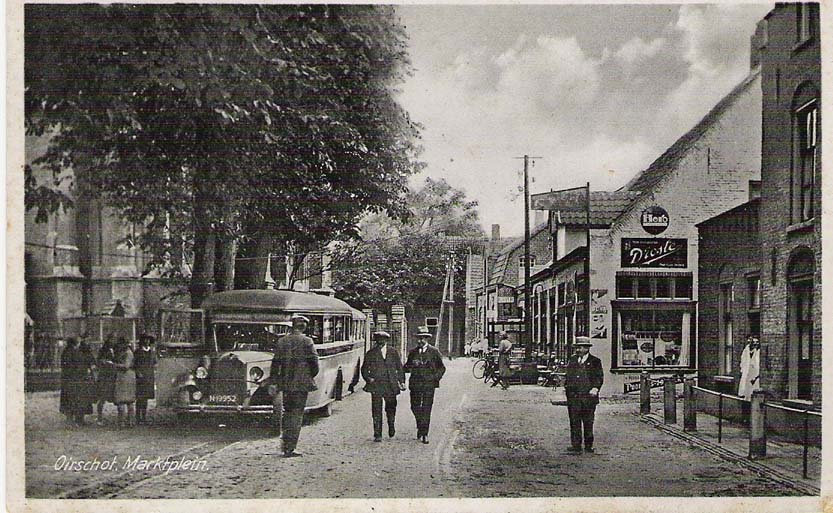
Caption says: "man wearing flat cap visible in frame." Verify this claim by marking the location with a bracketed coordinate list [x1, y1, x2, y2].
[361, 331, 406, 442]
[269, 314, 319, 457]
[564, 336, 604, 453]
[404, 326, 446, 444]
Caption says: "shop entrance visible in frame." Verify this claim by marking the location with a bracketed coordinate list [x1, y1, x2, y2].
[787, 249, 815, 401]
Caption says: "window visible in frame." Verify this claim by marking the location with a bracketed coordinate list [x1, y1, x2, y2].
[719, 283, 734, 375]
[557, 283, 567, 306]
[615, 274, 693, 300]
[425, 317, 439, 328]
[795, 100, 818, 222]
[747, 275, 761, 310]
[519, 255, 536, 267]
[796, 3, 813, 43]
[617, 309, 691, 368]
[788, 250, 815, 400]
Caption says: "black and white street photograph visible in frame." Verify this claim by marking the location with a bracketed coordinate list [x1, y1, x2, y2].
[9, 2, 826, 511]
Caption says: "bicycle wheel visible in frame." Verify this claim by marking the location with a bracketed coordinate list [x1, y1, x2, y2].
[472, 359, 487, 380]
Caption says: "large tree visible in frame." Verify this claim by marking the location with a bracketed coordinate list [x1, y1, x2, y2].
[25, 4, 422, 307]
[332, 178, 485, 309]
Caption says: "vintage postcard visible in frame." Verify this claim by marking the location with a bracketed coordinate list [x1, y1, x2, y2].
[6, 1, 829, 512]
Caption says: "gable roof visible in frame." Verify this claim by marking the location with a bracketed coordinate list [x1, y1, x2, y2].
[625, 69, 761, 193]
[488, 223, 548, 287]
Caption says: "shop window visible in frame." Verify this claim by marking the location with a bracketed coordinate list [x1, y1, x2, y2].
[615, 275, 692, 300]
[674, 276, 692, 299]
[655, 278, 672, 299]
[616, 277, 634, 299]
[793, 92, 818, 223]
[636, 277, 652, 299]
[617, 309, 691, 368]
[575, 275, 587, 303]
[557, 283, 566, 306]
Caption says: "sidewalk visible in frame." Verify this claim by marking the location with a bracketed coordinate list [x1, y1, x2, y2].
[642, 401, 820, 495]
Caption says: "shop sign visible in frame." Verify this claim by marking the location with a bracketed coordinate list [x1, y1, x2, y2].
[590, 289, 608, 339]
[621, 238, 687, 268]
[623, 374, 685, 394]
[641, 206, 669, 235]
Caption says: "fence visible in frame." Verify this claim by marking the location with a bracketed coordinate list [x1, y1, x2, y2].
[641, 375, 821, 480]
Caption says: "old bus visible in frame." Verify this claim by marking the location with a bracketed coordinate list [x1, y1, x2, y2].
[156, 290, 370, 417]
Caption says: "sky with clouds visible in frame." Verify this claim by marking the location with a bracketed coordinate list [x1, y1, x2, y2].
[395, 3, 773, 236]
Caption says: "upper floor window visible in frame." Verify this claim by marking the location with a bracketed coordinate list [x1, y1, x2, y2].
[518, 255, 536, 267]
[794, 99, 818, 222]
[796, 3, 813, 43]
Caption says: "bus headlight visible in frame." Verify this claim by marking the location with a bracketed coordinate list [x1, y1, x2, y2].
[191, 389, 203, 401]
[195, 366, 208, 379]
[249, 366, 264, 382]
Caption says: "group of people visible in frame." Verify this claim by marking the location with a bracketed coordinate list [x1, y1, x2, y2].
[267, 316, 447, 457]
[60, 333, 157, 427]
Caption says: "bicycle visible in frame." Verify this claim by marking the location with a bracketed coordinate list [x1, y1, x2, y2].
[472, 355, 499, 385]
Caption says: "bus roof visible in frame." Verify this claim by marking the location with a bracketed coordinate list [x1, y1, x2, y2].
[201, 290, 354, 315]
[351, 308, 367, 320]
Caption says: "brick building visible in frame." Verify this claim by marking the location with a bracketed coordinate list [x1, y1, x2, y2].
[696, 199, 761, 390]
[757, 3, 821, 406]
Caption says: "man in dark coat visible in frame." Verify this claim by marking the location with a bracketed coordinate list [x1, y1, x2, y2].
[269, 314, 319, 457]
[404, 326, 446, 444]
[361, 331, 405, 442]
[564, 336, 604, 453]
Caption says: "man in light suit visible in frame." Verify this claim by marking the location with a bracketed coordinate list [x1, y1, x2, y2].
[361, 331, 406, 442]
[564, 336, 604, 453]
[404, 326, 446, 444]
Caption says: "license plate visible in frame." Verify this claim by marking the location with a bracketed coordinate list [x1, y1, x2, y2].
[209, 394, 237, 403]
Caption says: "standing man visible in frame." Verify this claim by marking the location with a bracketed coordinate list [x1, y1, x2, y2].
[564, 336, 604, 453]
[404, 326, 446, 444]
[361, 331, 406, 442]
[269, 314, 319, 457]
[495, 331, 513, 390]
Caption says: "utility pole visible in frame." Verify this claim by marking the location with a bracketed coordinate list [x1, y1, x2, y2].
[516, 155, 542, 360]
[585, 182, 591, 338]
[448, 256, 455, 358]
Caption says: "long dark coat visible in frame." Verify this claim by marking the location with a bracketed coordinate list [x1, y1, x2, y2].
[404, 344, 446, 390]
[134, 347, 158, 400]
[361, 345, 405, 396]
[60, 344, 95, 416]
[270, 333, 320, 392]
[564, 353, 604, 406]
[497, 338, 514, 378]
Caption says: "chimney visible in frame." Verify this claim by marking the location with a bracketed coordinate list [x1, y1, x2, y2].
[491, 224, 501, 242]
[749, 17, 768, 70]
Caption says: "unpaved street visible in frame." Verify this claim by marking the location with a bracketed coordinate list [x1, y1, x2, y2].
[27, 358, 806, 498]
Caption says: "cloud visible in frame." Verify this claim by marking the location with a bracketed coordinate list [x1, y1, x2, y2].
[614, 37, 666, 67]
[655, 4, 772, 142]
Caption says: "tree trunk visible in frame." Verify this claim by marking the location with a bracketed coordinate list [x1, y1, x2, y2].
[190, 215, 216, 309]
[214, 237, 237, 292]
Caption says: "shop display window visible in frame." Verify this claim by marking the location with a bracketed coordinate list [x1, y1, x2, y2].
[618, 310, 691, 368]
[615, 274, 692, 300]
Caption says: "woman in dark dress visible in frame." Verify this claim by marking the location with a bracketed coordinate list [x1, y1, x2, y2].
[134, 334, 158, 425]
[113, 337, 137, 428]
[95, 336, 117, 426]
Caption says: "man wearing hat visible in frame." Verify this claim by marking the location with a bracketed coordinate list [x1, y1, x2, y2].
[564, 336, 604, 453]
[404, 326, 446, 444]
[269, 314, 319, 457]
[361, 331, 406, 442]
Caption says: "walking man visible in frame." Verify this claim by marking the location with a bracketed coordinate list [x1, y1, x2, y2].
[269, 314, 319, 457]
[404, 326, 446, 444]
[361, 331, 406, 442]
[564, 336, 604, 453]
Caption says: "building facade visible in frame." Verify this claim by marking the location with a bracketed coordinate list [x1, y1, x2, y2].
[696, 199, 761, 391]
[757, 3, 821, 406]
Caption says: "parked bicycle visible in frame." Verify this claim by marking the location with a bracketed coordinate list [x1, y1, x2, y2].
[472, 354, 499, 385]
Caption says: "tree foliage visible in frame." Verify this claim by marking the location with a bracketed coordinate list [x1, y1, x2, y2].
[24, 4, 422, 306]
[331, 178, 485, 309]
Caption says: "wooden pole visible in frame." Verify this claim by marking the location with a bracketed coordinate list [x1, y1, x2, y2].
[683, 378, 697, 431]
[663, 377, 677, 424]
[640, 371, 651, 414]
[748, 390, 767, 459]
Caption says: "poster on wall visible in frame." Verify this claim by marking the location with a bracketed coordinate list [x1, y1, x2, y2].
[590, 289, 608, 339]
[621, 238, 687, 268]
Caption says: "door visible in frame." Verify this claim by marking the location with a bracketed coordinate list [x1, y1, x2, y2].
[792, 280, 814, 400]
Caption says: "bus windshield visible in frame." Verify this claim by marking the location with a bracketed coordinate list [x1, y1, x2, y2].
[213, 323, 291, 352]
